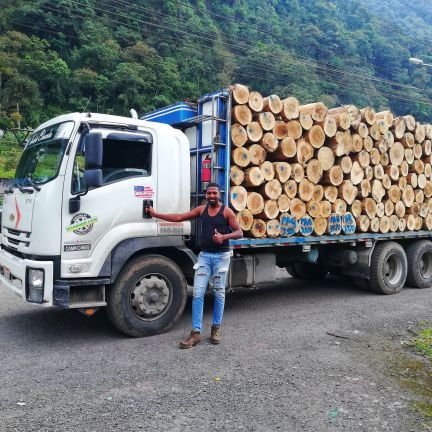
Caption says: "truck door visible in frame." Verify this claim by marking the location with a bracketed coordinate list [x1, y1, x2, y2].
[61, 129, 156, 276]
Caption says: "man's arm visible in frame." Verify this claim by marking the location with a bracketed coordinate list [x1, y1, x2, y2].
[213, 207, 243, 244]
[147, 205, 203, 222]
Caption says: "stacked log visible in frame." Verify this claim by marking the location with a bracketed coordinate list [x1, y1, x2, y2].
[229, 83, 432, 237]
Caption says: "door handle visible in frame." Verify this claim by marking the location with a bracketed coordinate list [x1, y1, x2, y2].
[143, 200, 153, 218]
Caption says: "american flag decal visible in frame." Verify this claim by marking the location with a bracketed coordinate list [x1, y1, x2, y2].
[134, 185, 154, 198]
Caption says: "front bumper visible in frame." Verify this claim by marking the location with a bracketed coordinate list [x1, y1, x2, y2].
[0, 248, 54, 306]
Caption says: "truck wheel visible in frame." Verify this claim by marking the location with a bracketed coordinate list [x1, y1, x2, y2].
[406, 240, 432, 289]
[106, 255, 187, 337]
[289, 262, 328, 280]
[286, 265, 299, 278]
[369, 242, 407, 295]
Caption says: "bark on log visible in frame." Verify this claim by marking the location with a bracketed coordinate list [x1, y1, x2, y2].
[401, 132, 415, 148]
[318, 117, 337, 138]
[259, 179, 282, 200]
[422, 140, 432, 156]
[267, 137, 296, 161]
[299, 102, 328, 122]
[361, 107, 376, 125]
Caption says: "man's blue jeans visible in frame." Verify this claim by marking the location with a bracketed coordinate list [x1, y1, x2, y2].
[192, 251, 231, 332]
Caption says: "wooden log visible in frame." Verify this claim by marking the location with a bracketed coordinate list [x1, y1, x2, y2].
[320, 201, 332, 218]
[299, 102, 328, 122]
[418, 174, 427, 190]
[279, 213, 297, 237]
[395, 201, 406, 218]
[230, 186, 248, 211]
[399, 177, 407, 191]
[259, 179, 282, 200]
[377, 119, 389, 134]
[273, 162, 291, 183]
[236, 209, 254, 231]
[384, 130, 394, 147]
[318, 117, 337, 138]
[347, 104, 361, 126]
[298, 179, 315, 201]
[327, 214, 342, 235]
[413, 143, 423, 160]
[392, 117, 406, 139]
[415, 189, 425, 203]
[352, 150, 370, 169]
[266, 219, 281, 237]
[362, 198, 377, 219]
[259, 133, 278, 153]
[424, 181, 432, 198]
[352, 134, 363, 153]
[356, 215, 370, 232]
[369, 123, 381, 140]
[384, 173, 393, 190]
[250, 219, 267, 238]
[312, 185, 324, 201]
[381, 153, 390, 168]
[379, 216, 390, 233]
[423, 213, 432, 230]
[281, 97, 299, 121]
[388, 185, 401, 203]
[277, 194, 291, 213]
[232, 147, 250, 167]
[402, 185, 415, 207]
[322, 186, 337, 204]
[299, 215, 314, 236]
[255, 112, 275, 131]
[248, 144, 267, 165]
[307, 200, 321, 218]
[329, 131, 345, 156]
[313, 217, 327, 236]
[350, 161, 365, 185]
[405, 148, 414, 165]
[373, 164, 384, 180]
[404, 115, 416, 132]
[230, 165, 245, 186]
[376, 111, 394, 128]
[306, 159, 323, 184]
[273, 121, 289, 139]
[246, 122, 263, 143]
[296, 139, 314, 164]
[287, 120, 303, 140]
[401, 132, 415, 148]
[404, 214, 416, 231]
[426, 125, 432, 140]
[363, 136, 373, 152]
[338, 180, 358, 205]
[407, 173, 418, 188]
[256, 199, 280, 220]
[321, 165, 343, 186]
[290, 198, 306, 220]
[389, 215, 399, 232]
[231, 83, 249, 104]
[361, 107, 376, 125]
[305, 124, 325, 148]
[398, 217, 407, 232]
[389, 142, 404, 166]
[284, 180, 298, 198]
[370, 148, 381, 165]
[260, 161, 275, 181]
[332, 110, 351, 130]
[370, 217, 380, 233]
[360, 179, 371, 198]
[232, 105, 252, 125]
[371, 180, 385, 202]
[384, 165, 399, 182]
[384, 199, 395, 216]
[356, 122, 369, 139]
[231, 123, 248, 147]
[299, 112, 313, 131]
[267, 137, 296, 161]
[317, 147, 335, 171]
[424, 163, 431, 178]
[351, 199, 362, 218]
[332, 199, 347, 216]
[342, 212, 356, 234]
[290, 163, 305, 183]
[248, 91, 264, 112]
[376, 202, 385, 218]
[365, 166, 373, 181]
[399, 161, 409, 177]
[413, 160, 425, 175]
[243, 167, 265, 187]
[263, 94, 282, 115]
[338, 156, 353, 175]
[422, 140, 432, 156]
[247, 192, 265, 215]
[343, 130, 353, 155]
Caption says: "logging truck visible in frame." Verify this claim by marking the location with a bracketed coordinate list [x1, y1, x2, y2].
[1, 85, 432, 337]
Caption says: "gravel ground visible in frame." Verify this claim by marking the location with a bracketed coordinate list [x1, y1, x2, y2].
[1, 272, 431, 432]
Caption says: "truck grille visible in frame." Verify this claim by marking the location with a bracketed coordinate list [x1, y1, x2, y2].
[4, 228, 30, 249]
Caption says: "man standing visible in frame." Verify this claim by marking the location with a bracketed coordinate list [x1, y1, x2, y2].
[147, 183, 243, 348]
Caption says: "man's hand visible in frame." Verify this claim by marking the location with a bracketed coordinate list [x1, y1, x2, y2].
[213, 229, 225, 244]
[146, 206, 156, 217]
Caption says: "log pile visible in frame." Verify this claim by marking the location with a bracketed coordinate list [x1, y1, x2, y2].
[229, 83, 432, 238]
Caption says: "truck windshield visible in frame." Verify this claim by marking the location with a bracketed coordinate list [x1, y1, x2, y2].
[15, 121, 74, 185]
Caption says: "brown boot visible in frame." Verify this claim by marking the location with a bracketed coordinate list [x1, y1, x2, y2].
[179, 330, 201, 349]
[210, 325, 221, 345]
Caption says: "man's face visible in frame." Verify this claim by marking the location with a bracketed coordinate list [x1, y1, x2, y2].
[206, 186, 220, 206]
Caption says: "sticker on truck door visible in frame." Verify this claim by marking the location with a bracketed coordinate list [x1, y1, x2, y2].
[66, 213, 98, 235]
[157, 222, 184, 235]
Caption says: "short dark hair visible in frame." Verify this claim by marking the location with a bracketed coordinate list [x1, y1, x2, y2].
[206, 182, 220, 191]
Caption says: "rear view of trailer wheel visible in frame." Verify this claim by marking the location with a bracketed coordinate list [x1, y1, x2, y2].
[107, 255, 187, 337]
[369, 242, 407, 294]
[406, 240, 432, 289]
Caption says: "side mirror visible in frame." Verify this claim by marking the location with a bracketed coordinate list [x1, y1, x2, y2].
[84, 132, 103, 169]
[84, 169, 102, 188]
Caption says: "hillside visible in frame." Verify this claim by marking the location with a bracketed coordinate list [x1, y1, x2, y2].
[1, 0, 432, 176]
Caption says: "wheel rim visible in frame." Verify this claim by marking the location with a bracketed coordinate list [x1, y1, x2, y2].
[129, 273, 173, 321]
[384, 254, 403, 285]
[420, 251, 432, 279]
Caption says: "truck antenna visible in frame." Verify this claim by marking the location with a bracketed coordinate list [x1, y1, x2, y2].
[82, 96, 92, 113]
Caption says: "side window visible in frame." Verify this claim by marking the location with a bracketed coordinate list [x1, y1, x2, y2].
[72, 137, 152, 195]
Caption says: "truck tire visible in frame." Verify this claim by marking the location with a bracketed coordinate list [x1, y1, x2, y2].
[406, 240, 432, 289]
[106, 254, 187, 337]
[289, 262, 328, 280]
[369, 242, 407, 295]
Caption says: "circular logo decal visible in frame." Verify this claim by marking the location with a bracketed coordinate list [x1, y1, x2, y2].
[67, 213, 98, 235]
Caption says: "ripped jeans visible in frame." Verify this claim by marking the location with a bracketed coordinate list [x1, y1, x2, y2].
[192, 251, 232, 332]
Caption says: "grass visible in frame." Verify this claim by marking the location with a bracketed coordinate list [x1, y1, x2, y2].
[413, 328, 432, 359]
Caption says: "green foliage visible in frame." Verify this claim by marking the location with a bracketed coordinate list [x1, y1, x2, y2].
[413, 328, 432, 359]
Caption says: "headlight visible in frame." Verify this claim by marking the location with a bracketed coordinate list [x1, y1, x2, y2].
[26, 268, 45, 303]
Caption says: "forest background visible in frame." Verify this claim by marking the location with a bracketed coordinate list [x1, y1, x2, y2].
[1, 0, 432, 177]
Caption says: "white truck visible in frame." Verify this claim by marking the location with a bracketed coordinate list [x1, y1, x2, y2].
[1, 89, 432, 337]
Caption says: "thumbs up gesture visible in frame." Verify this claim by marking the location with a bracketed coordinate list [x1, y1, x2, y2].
[213, 228, 225, 244]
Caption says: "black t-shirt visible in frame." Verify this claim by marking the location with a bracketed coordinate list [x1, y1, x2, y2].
[200, 204, 231, 252]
